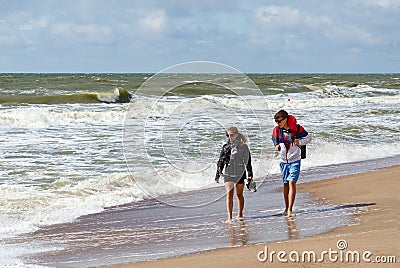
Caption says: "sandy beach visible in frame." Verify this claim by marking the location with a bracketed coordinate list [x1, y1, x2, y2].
[110, 165, 400, 267]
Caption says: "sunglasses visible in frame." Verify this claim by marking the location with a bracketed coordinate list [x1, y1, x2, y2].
[226, 133, 237, 137]
[275, 118, 285, 124]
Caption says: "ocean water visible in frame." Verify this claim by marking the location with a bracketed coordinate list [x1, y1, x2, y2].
[0, 71, 399, 266]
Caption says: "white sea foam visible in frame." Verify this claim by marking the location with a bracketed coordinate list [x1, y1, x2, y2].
[96, 88, 122, 103]
[200, 92, 400, 113]
[0, 242, 54, 268]
[301, 141, 400, 171]
[0, 85, 399, 259]
[1, 92, 397, 129]
[0, 105, 126, 128]
[0, 173, 145, 238]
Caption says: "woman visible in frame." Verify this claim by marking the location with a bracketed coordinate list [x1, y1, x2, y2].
[215, 127, 253, 223]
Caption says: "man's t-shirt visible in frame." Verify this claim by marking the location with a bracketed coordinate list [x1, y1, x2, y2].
[282, 129, 292, 150]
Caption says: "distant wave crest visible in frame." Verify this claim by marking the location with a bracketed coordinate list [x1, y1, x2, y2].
[0, 87, 132, 105]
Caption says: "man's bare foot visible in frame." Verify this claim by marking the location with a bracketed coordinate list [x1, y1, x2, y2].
[234, 215, 244, 220]
[282, 209, 288, 216]
[224, 218, 232, 223]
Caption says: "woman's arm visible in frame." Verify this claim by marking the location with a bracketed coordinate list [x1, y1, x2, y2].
[244, 145, 253, 179]
[216, 144, 229, 181]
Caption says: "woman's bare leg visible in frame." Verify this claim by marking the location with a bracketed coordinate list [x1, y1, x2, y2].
[235, 183, 245, 219]
[224, 182, 235, 223]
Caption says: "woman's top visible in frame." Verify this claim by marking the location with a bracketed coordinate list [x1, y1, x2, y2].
[215, 139, 253, 180]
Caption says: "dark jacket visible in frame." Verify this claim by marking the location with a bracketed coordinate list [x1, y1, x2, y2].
[215, 141, 253, 180]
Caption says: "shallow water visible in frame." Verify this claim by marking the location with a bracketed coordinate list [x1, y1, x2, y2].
[10, 156, 398, 267]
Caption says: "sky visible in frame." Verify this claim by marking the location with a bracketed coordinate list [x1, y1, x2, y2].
[0, 0, 399, 73]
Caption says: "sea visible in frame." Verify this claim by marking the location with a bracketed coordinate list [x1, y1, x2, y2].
[0, 70, 399, 267]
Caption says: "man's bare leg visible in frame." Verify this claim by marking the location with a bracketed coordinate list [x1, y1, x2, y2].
[283, 183, 289, 215]
[287, 181, 296, 217]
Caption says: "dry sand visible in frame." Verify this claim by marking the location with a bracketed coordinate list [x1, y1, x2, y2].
[109, 165, 400, 267]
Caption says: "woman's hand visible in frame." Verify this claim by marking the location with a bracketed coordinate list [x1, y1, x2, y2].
[275, 144, 281, 151]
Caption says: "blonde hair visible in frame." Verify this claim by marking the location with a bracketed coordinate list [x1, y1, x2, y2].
[226, 126, 247, 145]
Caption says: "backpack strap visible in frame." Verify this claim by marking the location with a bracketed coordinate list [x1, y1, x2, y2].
[296, 124, 307, 159]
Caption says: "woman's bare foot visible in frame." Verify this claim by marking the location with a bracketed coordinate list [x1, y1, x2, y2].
[282, 209, 287, 216]
[224, 218, 233, 223]
[286, 210, 295, 217]
[234, 215, 244, 221]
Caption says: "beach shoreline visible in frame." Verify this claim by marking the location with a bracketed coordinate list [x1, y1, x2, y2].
[108, 165, 400, 267]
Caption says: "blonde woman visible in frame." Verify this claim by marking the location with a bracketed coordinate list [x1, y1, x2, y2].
[215, 127, 253, 223]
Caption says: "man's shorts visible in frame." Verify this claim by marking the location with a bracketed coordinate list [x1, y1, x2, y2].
[279, 160, 301, 184]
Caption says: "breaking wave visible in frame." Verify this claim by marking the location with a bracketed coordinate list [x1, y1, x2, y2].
[0, 88, 132, 105]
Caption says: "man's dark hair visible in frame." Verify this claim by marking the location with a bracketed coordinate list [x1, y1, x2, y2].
[274, 110, 288, 120]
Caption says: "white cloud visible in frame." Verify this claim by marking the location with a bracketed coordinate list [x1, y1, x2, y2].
[18, 16, 48, 31]
[324, 24, 381, 46]
[362, 0, 400, 9]
[52, 23, 112, 44]
[254, 5, 321, 30]
[252, 3, 386, 51]
[141, 9, 167, 33]
[250, 5, 329, 52]
[248, 33, 274, 46]
[0, 34, 18, 46]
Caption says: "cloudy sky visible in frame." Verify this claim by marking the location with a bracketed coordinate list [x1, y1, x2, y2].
[1, 0, 399, 73]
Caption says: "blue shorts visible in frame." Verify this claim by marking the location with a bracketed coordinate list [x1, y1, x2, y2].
[280, 160, 301, 184]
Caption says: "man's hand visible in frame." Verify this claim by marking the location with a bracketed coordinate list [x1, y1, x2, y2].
[294, 139, 300, 146]
[275, 144, 281, 151]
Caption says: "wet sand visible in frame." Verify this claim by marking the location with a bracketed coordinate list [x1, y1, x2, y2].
[110, 165, 400, 267]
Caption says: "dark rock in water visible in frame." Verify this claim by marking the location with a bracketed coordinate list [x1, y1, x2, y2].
[99, 88, 133, 103]
[117, 88, 132, 103]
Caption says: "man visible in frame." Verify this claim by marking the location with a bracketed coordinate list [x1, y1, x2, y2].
[272, 110, 311, 217]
